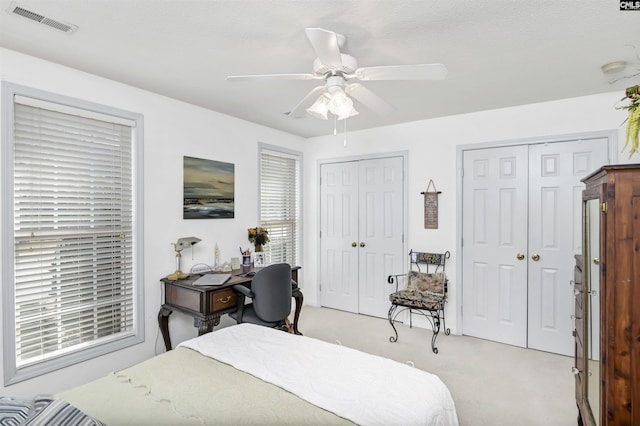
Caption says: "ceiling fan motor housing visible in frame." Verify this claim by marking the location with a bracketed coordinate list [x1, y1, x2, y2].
[313, 54, 358, 77]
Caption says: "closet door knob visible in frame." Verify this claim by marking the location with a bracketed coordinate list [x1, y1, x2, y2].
[352, 242, 357, 247]
[516, 253, 525, 260]
[531, 254, 540, 261]
[360, 242, 365, 247]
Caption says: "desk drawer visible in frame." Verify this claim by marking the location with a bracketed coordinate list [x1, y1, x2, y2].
[210, 288, 236, 312]
[166, 285, 201, 312]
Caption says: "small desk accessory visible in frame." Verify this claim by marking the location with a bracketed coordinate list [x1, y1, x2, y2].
[254, 252, 266, 266]
[166, 236, 201, 280]
[193, 273, 231, 286]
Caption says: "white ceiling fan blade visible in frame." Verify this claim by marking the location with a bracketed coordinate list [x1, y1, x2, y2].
[226, 73, 318, 82]
[346, 83, 395, 116]
[355, 64, 448, 81]
[287, 85, 327, 118]
[305, 28, 343, 69]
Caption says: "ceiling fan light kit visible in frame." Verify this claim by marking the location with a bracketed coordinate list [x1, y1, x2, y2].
[305, 90, 359, 121]
[306, 92, 331, 120]
[227, 27, 448, 123]
[331, 93, 359, 120]
[332, 94, 358, 120]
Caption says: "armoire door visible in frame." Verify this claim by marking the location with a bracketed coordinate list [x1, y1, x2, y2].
[462, 138, 608, 355]
[320, 156, 404, 318]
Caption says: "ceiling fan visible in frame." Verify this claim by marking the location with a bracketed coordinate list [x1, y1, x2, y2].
[226, 28, 448, 121]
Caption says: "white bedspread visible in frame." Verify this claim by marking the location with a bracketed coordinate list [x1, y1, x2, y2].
[179, 323, 458, 426]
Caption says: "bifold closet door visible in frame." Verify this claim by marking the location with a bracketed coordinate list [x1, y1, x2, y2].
[320, 157, 404, 318]
[461, 145, 529, 348]
[356, 157, 404, 318]
[462, 139, 608, 355]
[527, 139, 607, 356]
[319, 161, 360, 313]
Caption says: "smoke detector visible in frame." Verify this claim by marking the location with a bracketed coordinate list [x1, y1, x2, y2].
[6, 2, 78, 33]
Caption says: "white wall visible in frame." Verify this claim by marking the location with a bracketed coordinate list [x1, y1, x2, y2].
[1, 46, 636, 396]
[0, 48, 304, 396]
[300, 91, 633, 334]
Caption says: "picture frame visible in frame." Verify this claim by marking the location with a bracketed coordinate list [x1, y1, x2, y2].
[183, 156, 235, 219]
[253, 252, 266, 267]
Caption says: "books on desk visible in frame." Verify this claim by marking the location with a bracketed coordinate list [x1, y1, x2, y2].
[193, 273, 231, 286]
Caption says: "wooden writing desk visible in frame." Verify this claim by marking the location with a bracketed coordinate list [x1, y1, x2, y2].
[158, 266, 302, 350]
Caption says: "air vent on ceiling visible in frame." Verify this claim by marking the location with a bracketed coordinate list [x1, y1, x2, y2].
[7, 3, 78, 33]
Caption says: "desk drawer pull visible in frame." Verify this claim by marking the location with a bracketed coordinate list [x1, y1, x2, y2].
[217, 295, 232, 304]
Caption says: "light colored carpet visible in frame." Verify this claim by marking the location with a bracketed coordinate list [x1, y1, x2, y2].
[296, 306, 577, 426]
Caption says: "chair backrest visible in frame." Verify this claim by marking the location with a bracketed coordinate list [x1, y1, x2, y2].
[410, 251, 449, 273]
[251, 263, 292, 322]
[407, 251, 450, 296]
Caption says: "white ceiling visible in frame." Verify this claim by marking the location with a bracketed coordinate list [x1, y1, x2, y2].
[1, 0, 639, 138]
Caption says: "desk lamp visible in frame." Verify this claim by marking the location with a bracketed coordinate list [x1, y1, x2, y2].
[167, 236, 201, 280]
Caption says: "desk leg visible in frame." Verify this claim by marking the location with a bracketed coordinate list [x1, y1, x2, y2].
[158, 305, 173, 351]
[194, 316, 221, 336]
[292, 287, 303, 335]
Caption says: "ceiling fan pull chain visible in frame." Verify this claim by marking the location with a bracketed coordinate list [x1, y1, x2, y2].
[343, 118, 348, 147]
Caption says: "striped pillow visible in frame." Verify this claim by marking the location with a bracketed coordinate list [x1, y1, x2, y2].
[0, 395, 105, 426]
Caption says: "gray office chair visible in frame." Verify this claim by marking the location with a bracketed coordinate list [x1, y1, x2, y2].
[229, 263, 292, 330]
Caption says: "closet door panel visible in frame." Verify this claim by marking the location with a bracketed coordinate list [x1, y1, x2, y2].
[461, 146, 528, 347]
[320, 162, 359, 312]
[462, 137, 607, 354]
[320, 156, 404, 319]
[528, 140, 607, 356]
[358, 157, 404, 318]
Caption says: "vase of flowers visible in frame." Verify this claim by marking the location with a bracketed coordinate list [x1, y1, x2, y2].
[248, 227, 269, 252]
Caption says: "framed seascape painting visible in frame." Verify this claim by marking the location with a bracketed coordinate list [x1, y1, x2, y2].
[183, 156, 235, 219]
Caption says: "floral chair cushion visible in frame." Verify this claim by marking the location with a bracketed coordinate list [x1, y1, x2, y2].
[389, 289, 444, 310]
[389, 271, 446, 310]
[406, 271, 445, 295]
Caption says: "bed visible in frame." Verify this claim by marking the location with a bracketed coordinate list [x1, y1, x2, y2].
[53, 323, 458, 425]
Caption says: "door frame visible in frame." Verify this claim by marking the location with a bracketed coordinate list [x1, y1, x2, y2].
[455, 130, 618, 336]
[316, 150, 409, 309]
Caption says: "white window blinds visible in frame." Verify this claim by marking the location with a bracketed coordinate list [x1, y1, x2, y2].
[259, 149, 300, 266]
[11, 97, 136, 370]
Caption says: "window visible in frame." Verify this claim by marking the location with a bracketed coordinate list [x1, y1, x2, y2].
[259, 145, 301, 266]
[2, 83, 144, 384]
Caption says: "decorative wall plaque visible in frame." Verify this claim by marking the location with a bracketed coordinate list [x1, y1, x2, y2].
[421, 179, 441, 229]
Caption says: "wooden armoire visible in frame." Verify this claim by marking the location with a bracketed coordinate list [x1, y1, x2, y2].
[574, 164, 640, 425]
